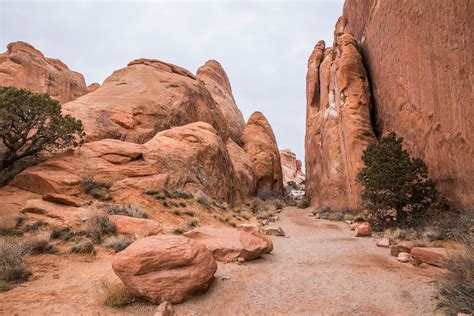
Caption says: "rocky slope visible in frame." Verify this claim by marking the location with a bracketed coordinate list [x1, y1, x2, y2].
[305, 0, 473, 210]
[0, 42, 87, 103]
[280, 149, 305, 186]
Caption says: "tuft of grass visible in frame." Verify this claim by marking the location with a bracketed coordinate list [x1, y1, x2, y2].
[188, 217, 200, 229]
[173, 227, 186, 235]
[435, 239, 474, 315]
[25, 234, 55, 254]
[101, 280, 135, 307]
[50, 227, 75, 241]
[179, 202, 186, 208]
[145, 189, 193, 200]
[272, 199, 285, 210]
[78, 213, 115, 244]
[0, 237, 31, 286]
[353, 215, 367, 223]
[196, 193, 212, 210]
[23, 220, 47, 232]
[184, 210, 195, 217]
[104, 235, 135, 253]
[70, 239, 95, 254]
[81, 179, 112, 201]
[256, 211, 273, 220]
[173, 210, 183, 216]
[104, 204, 149, 219]
[241, 211, 252, 221]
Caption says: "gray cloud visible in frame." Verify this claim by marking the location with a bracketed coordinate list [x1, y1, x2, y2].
[0, 0, 343, 165]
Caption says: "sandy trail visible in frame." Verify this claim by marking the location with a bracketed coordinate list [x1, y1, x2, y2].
[0, 207, 436, 315]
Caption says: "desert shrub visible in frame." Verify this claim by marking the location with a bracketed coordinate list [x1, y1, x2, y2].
[173, 210, 183, 216]
[272, 199, 285, 210]
[433, 209, 473, 241]
[257, 189, 280, 201]
[101, 280, 135, 307]
[25, 234, 55, 254]
[250, 199, 269, 214]
[50, 226, 75, 240]
[0, 237, 31, 286]
[353, 215, 367, 223]
[319, 210, 345, 221]
[145, 189, 193, 200]
[256, 211, 273, 220]
[297, 198, 310, 209]
[357, 132, 439, 230]
[173, 227, 187, 235]
[188, 217, 200, 228]
[196, 193, 212, 210]
[241, 211, 252, 220]
[81, 178, 112, 201]
[104, 204, 148, 219]
[70, 239, 95, 254]
[179, 202, 186, 207]
[435, 239, 474, 315]
[0, 87, 84, 183]
[104, 235, 135, 252]
[184, 210, 195, 217]
[23, 220, 47, 232]
[79, 214, 115, 243]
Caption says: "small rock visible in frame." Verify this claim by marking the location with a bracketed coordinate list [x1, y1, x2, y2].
[355, 222, 372, 237]
[237, 257, 245, 263]
[268, 215, 279, 223]
[376, 238, 390, 248]
[397, 252, 411, 263]
[419, 262, 430, 269]
[308, 213, 315, 217]
[263, 226, 285, 237]
[154, 301, 174, 316]
[221, 276, 231, 281]
[390, 242, 414, 257]
[314, 213, 320, 219]
[261, 219, 269, 226]
[42, 193, 85, 207]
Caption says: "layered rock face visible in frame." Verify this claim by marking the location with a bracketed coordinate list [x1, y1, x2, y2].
[280, 149, 305, 186]
[0, 42, 87, 103]
[305, 34, 376, 211]
[337, 0, 473, 208]
[62, 58, 229, 143]
[12, 122, 245, 206]
[197, 60, 246, 143]
[242, 112, 284, 196]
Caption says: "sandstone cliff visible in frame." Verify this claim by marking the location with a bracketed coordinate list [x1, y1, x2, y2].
[0, 42, 87, 103]
[242, 112, 284, 196]
[305, 0, 473, 210]
[197, 60, 246, 144]
[280, 149, 305, 186]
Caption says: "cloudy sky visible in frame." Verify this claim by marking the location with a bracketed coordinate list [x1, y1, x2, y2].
[0, 0, 343, 165]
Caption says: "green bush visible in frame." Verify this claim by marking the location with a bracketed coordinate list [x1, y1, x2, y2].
[0, 87, 84, 183]
[357, 132, 439, 229]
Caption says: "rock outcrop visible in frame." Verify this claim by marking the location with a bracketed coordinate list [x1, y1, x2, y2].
[0, 42, 87, 103]
[62, 58, 229, 143]
[197, 60, 246, 143]
[12, 122, 244, 206]
[183, 226, 273, 262]
[280, 149, 305, 186]
[242, 112, 284, 196]
[305, 33, 376, 211]
[306, 0, 473, 210]
[112, 235, 217, 304]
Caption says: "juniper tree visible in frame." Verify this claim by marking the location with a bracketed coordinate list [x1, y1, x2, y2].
[0, 87, 84, 180]
[356, 132, 439, 229]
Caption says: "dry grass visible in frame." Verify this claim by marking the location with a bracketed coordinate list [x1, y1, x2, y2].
[81, 178, 112, 201]
[383, 226, 441, 244]
[101, 280, 135, 307]
[104, 204, 149, 219]
[78, 213, 116, 244]
[70, 239, 95, 254]
[297, 198, 310, 209]
[0, 237, 31, 289]
[104, 235, 135, 252]
[25, 233, 55, 254]
[435, 239, 474, 315]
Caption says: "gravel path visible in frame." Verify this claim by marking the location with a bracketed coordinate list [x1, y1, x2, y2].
[176, 207, 437, 315]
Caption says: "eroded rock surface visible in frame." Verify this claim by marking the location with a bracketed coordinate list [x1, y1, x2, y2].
[280, 149, 305, 186]
[12, 122, 244, 206]
[197, 60, 245, 143]
[0, 42, 87, 103]
[305, 34, 375, 211]
[62, 58, 229, 143]
[112, 235, 217, 304]
[242, 112, 283, 195]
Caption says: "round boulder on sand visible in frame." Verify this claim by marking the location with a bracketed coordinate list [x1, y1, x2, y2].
[112, 235, 217, 304]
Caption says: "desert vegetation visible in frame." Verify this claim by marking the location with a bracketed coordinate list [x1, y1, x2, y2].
[0, 87, 84, 184]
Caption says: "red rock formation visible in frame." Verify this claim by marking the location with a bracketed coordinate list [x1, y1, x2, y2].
[242, 112, 284, 196]
[62, 58, 229, 143]
[12, 122, 245, 206]
[86, 82, 100, 93]
[305, 33, 376, 211]
[279, 149, 305, 186]
[339, 0, 474, 208]
[197, 60, 246, 143]
[0, 42, 87, 103]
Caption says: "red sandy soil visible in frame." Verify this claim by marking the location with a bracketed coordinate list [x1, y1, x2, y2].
[0, 207, 438, 315]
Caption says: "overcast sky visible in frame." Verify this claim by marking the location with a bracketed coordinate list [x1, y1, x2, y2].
[0, 0, 343, 165]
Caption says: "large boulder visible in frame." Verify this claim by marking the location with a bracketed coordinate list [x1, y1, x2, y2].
[280, 148, 305, 186]
[242, 112, 284, 195]
[62, 58, 229, 143]
[183, 226, 273, 262]
[305, 34, 376, 211]
[12, 122, 243, 206]
[0, 41, 87, 103]
[112, 235, 217, 304]
[226, 139, 257, 203]
[410, 247, 448, 267]
[197, 60, 246, 143]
